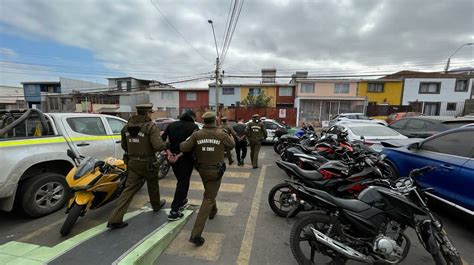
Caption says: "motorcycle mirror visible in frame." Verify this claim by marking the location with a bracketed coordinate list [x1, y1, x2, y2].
[67, 149, 78, 160]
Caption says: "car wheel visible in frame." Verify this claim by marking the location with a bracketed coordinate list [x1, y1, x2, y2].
[19, 172, 69, 217]
[383, 160, 400, 180]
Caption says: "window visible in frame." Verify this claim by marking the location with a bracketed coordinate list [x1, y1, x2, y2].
[117, 81, 122, 90]
[423, 102, 440, 115]
[446, 103, 457, 111]
[126, 81, 132, 91]
[334, 83, 350, 94]
[161, 91, 174, 100]
[389, 119, 409, 129]
[454, 79, 468, 92]
[300, 83, 315, 93]
[107, 118, 125, 134]
[186, 92, 197, 101]
[67, 117, 106, 135]
[248, 88, 262, 96]
[367, 83, 384, 93]
[356, 115, 370, 120]
[279, 87, 293, 96]
[348, 125, 400, 136]
[406, 119, 427, 130]
[421, 131, 473, 158]
[419, 82, 440, 94]
[222, 87, 235, 95]
[264, 122, 278, 130]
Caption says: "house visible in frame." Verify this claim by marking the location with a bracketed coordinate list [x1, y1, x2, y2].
[292, 72, 366, 124]
[149, 87, 180, 118]
[358, 79, 404, 105]
[107, 77, 154, 91]
[179, 88, 209, 113]
[0, 85, 25, 110]
[208, 84, 241, 108]
[384, 71, 474, 116]
[22, 77, 104, 111]
[240, 84, 277, 107]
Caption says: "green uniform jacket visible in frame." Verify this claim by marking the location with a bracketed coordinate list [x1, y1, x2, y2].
[246, 121, 267, 141]
[180, 124, 235, 166]
[121, 115, 166, 157]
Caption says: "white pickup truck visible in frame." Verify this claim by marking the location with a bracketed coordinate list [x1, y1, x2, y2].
[0, 110, 126, 217]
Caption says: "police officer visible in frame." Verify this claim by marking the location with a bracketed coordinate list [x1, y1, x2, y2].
[161, 110, 199, 221]
[246, 114, 267, 169]
[219, 117, 235, 165]
[180, 111, 235, 246]
[108, 104, 167, 229]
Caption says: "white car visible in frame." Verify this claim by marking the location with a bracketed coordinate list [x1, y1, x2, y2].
[246, 118, 287, 143]
[326, 122, 408, 151]
[329, 113, 388, 127]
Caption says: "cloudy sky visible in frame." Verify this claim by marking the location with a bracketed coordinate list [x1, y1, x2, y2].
[0, 0, 473, 87]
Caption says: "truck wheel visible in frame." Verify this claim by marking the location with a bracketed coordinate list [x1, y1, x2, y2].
[19, 172, 68, 217]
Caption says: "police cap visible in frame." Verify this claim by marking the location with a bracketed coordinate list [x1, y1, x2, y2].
[252, 114, 260, 118]
[136, 103, 153, 112]
[202, 111, 216, 123]
[221, 116, 228, 121]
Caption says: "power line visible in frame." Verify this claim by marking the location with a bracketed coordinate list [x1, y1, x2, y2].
[149, 0, 212, 64]
[221, 0, 245, 67]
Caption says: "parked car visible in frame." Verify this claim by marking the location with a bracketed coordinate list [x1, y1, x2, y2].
[0, 110, 126, 217]
[329, 112, 388, 127]
[246, 118, 288, 143]
[389, 116, 474, 138]
[382, 127, 474, 215]
[326, 122, 407, 151]
[386, 112, 423, 124]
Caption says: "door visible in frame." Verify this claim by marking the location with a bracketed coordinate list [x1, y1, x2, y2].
[264, 121, 279, 141]
[410, 131, 472, 204]
[423, 102, 440, 115]
[105, 117, 127, 158]
[63, 116, 115, 159]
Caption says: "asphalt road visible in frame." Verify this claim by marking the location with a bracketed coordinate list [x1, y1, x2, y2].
[1, 145, 473, 265]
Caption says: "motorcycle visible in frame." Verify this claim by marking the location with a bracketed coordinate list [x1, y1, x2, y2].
[60, 149, 127, 236]
[269, 153, 389, 217]
[156, 150, 171, 179]
[289, 166, 461, 265]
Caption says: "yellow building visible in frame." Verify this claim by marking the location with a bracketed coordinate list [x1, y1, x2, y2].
[240, 84, 277, 107]
[358, 79, 403, 105]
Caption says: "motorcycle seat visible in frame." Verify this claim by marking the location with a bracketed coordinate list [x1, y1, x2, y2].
[283, 161, 324, 181]
[306, 187, 371, 213]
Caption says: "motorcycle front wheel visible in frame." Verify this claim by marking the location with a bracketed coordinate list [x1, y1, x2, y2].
[60, 203, 86, 236]
[268, 183, 300, 217]
[290, 213, 346, 265]
[432, 230, 462, 265]
[158, 163, 171, 179]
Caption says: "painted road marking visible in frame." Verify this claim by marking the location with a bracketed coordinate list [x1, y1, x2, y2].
[236, 165, 267, 265]
[226, 164, 253, 169]
[165, 230, 226, 261]
[161, 196, 238, 217]
[192, 171, 250, 178]
[160, 179, 245, 193]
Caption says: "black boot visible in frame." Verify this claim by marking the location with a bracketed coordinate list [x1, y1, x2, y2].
[189, 236, 205, 246]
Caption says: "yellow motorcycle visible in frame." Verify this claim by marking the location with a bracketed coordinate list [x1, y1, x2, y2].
[60, 150, 127, 236]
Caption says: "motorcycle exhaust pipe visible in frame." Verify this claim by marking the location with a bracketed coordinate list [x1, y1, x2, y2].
[310, 227, 374, 264]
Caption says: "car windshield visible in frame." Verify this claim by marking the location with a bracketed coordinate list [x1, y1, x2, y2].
[349, 125, 399, 136]
[443, 121, 474, 129]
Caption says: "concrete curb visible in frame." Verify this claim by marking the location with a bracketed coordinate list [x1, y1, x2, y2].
[116, 209, 193, 265]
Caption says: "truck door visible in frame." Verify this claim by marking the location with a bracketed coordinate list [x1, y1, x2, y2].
[62, 116, 115, 159]
[105, 117, 127, 158]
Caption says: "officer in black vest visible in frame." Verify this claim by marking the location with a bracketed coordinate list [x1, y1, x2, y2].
[108, 104, 167, 229]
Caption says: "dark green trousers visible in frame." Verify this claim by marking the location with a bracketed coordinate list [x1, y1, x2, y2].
[109, 161, 161, 224]
[249, 140, 262, 168]
[191, 169, 221, 237]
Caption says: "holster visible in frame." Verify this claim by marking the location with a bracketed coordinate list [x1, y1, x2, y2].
[123, 153, 129, 165]
[217, 162, 226, 179]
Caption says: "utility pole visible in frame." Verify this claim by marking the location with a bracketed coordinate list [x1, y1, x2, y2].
[445, 43, 473, 73]
[208, 19, 221, 116]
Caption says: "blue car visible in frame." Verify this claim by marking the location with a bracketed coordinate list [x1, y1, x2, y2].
[382, 127, 474, 215]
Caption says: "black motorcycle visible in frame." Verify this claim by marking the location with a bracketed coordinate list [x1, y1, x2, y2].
[289, 166, 461, 265]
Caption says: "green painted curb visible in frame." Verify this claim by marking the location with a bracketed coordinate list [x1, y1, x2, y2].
[116, 209, 194, 265]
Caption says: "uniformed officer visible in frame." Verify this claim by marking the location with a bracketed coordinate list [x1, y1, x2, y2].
[219, 117, 235, 165]
[180, 111, 235, 246]
[107, 104, 167, 229]
[246, 114, 267, 169]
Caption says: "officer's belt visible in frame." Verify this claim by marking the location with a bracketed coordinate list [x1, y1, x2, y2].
[128, 155, 154, 161]
[197, 164, 220, 170]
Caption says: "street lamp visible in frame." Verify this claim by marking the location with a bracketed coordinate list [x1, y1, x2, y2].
[208, 19, 220, 115]
[444, 42, 474, 73]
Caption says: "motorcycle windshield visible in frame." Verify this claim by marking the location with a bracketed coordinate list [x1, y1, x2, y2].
[74, 157, 98, 180]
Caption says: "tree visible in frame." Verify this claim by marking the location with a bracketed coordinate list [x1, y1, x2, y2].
[241, 92, 272, 107]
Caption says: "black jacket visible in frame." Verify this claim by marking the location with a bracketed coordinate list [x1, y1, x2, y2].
[162, 114, 199, 157]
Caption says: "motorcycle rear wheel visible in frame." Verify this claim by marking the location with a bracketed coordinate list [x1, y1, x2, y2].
[60, 203, 86, 236]
[268, 183, 300, 217]
[158, 163, 170, 179]
[290, 213, 346, 265]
